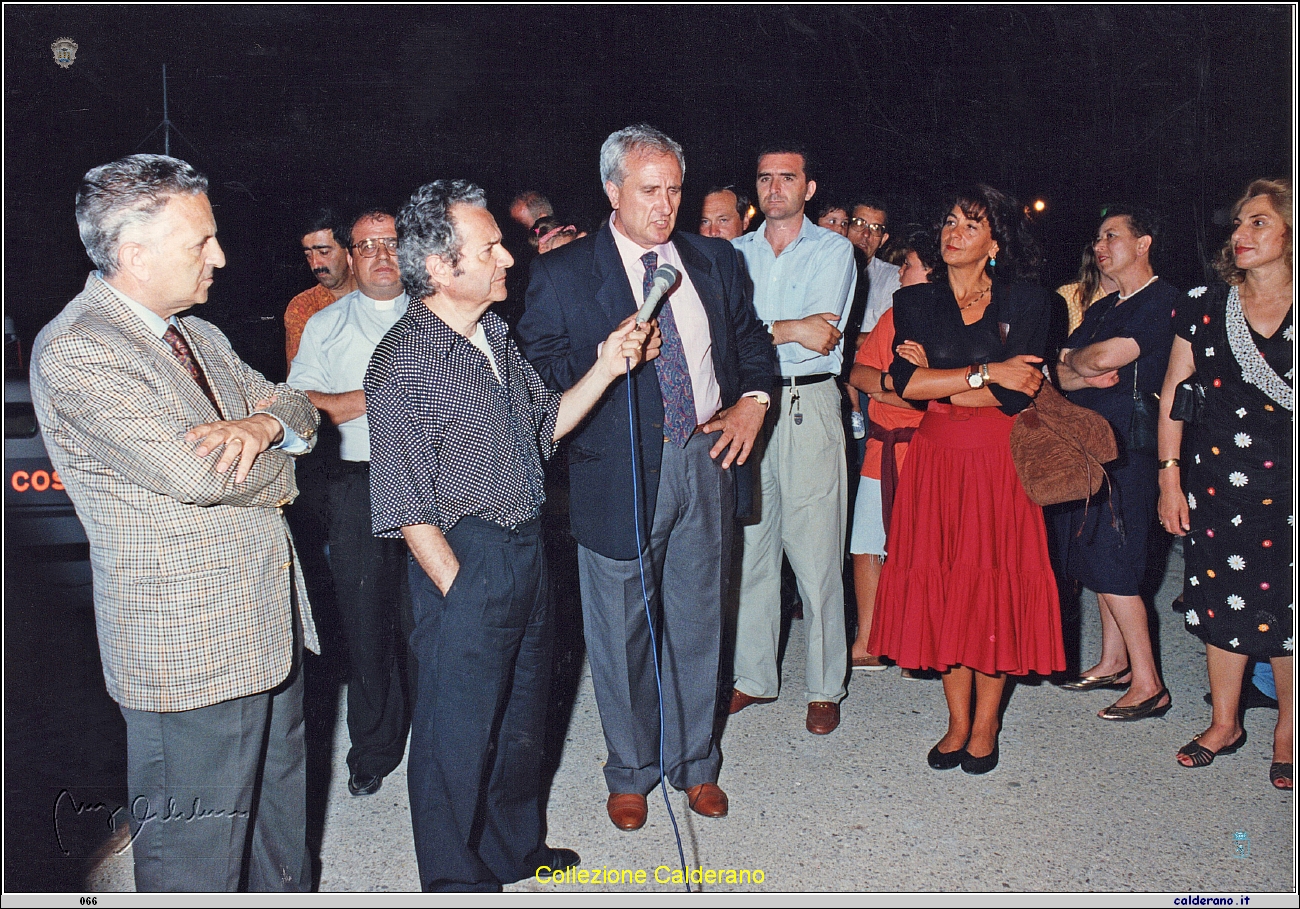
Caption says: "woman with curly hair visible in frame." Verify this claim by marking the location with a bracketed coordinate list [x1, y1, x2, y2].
[870, 185, 1066, 774]
[1159, 178, 1293, 789]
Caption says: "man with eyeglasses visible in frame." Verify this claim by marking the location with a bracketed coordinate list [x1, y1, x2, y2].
[731, 143, 856, 736]
[846, 198, 900, 339]
[288, 207, 412, 799]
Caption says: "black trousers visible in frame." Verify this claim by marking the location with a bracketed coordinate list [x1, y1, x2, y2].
[328, 461, 411, 777]
[406, 516, 553, 892]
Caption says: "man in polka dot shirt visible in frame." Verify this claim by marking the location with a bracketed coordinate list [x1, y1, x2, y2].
[365, 179, 656, 892]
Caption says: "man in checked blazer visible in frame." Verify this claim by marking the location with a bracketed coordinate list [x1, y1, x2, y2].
[30, 155, 321, 892]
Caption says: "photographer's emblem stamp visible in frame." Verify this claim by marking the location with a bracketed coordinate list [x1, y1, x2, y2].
[51, 38, 78, 69]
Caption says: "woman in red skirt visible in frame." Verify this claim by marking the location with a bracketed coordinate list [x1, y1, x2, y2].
[869, 185, 1066, 774]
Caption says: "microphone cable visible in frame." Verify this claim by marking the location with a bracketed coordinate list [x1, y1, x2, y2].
[625, 353, 693, 893]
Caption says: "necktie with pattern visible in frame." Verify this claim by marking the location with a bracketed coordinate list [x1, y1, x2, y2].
[163, 324, 224, 418]
[641, 251, 696, 446]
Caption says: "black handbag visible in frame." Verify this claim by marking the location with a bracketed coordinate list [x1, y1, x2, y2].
[1169, 376, 1205, 423]
[1128, 362, 1159, 453]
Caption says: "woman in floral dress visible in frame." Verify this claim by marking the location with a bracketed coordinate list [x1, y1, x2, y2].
[1157, 178, 1293, 789]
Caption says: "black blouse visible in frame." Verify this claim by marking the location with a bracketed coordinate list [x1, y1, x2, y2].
[889, 279, 1059, 416]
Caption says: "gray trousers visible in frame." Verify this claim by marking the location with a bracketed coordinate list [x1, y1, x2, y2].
[120, 663, 309, 892]
[734, 379, 848, 703]
[578, 432, 734, 795]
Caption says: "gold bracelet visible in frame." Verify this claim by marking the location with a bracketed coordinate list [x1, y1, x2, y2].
[1158, 458, 1180, 469]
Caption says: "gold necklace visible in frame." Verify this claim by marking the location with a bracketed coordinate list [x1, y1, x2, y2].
[958, 284, 991, 310]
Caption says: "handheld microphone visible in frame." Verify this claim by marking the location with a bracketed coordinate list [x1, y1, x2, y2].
[636, 263, 680, 324]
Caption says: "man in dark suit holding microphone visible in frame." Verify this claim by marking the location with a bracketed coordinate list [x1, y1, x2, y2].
[518, 124, 776, 832]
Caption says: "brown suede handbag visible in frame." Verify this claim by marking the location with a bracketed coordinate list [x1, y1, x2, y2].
[1009, 381, 1118, 506]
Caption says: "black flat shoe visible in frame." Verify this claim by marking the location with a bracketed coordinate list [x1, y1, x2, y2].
[1098, 688, 1172, 721]
[927, 743, 968, 770]
[961, 743, 999, 775]
[1059, 669, 1132, 691]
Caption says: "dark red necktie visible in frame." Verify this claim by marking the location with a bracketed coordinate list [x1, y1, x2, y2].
[163, 324, 223, 418]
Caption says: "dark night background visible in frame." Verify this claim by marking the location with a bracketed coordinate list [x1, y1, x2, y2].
[4, 5, 1294, 380]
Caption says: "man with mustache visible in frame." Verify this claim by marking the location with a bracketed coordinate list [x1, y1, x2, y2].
[285, 206, 357, 368]
[288, 209, 414, 799]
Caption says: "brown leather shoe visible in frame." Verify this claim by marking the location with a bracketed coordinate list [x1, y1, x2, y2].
[606, 793, 647, 831]
[685, 782, 728, 818]
[806, 700, 840, 735]
[728, 688, 776, 715]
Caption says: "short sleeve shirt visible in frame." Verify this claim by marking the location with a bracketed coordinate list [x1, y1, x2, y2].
[365, 302, 561, 537]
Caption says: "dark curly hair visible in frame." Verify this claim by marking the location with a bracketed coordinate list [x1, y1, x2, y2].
[897, 226, 940, 273]
[929, 184, 1043, 285]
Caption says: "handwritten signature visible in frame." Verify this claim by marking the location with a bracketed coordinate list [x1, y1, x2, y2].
[53, 789, 250, 856]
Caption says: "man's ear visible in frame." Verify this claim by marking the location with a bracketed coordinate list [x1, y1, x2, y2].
[117, 241, 149, 283]
[804, 179, 817, 203]
[426, 253, 452, 290]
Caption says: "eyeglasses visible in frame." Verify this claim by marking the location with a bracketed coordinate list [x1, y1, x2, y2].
[352, 237, 399, 257]
[847, 218, 886, 235]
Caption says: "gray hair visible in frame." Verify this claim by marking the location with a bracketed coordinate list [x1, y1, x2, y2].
[75, 154, 209, 276]
[511, 190, 553, 222]
[599, 124, 685, 189]
[396, 180, 487, 299]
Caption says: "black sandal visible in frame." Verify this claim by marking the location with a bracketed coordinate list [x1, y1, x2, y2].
[1270, 762, 1293, 790]
[1177, 729, 1247, 768]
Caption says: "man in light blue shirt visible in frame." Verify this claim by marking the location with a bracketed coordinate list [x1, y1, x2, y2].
[731, 144, 857, 735]
[288, 209, 411, 798]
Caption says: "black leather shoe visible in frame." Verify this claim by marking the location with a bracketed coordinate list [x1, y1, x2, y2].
[548, 848, 580, 872]
[927, 743, 968, 770]
[348, 772, 383, 796]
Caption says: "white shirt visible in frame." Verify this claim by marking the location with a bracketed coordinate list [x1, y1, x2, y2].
[288, 289, 408, 461]
[860, 255, 902, 334]
[609, 214, 722, 425]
